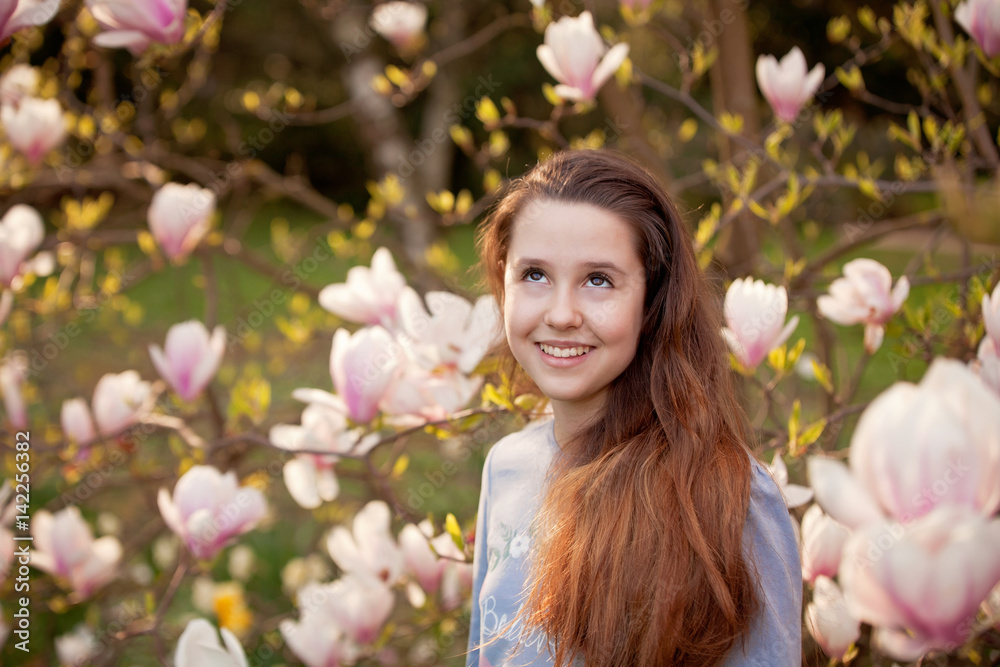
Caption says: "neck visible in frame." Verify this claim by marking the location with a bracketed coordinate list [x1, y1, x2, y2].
[549, 391, 606, 451]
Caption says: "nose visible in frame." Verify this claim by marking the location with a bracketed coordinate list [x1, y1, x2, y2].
[544, 285, 583, 330]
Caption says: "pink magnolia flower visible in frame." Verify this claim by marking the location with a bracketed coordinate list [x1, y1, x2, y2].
[86, 0, 187, 55]
[0, 0, 61, 43]
[805, 576, 860, 660]
[91, 370, 151, 437]
[174, 618, 247, 667]
[327, 326, 399, 423]
[0, 64, 38, 108]
[817, 258, 909, 353]
[441, 555, 474, 611]
[270, 402, 379, 509]
[280, 584, 361, 666]
[147, 182, 215, 263]
[839, 505, 1000, 660]
[300, 575, 394, 645]
[810, 359, 1000, 530]
[370, 1, 427, 51]
[380, 354, 482, 426]
[0, 204, 45, 288]
[157, 465, 268, 561]
[536, 11, 630, 102]
[721, 277, 799, 370]
[399, 519, 468, 599]
[755, 46, 825, 123]
[397, 289, 501, 374]
[61, 398, 97, 447]
[956, 0, 1000, 57]
[318, 247, 407, 329]
[1, 96, 66, 164]
[800, 504, 849, 583]
[0, 353, 27, 429]
[31, 506, 122, 598]
[399, 521, 444, 594]
[148, 320, 225, 401]
[326, 499, 403, 585]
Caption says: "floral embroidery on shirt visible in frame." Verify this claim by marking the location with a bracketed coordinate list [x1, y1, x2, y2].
[509, 533, 530, 558]
[487, 521, 539, 572]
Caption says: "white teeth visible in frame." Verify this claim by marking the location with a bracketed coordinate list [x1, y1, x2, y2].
[539, 343, 590, 358]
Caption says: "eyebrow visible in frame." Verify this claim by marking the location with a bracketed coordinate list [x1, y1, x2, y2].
[514, 258, 628, 274]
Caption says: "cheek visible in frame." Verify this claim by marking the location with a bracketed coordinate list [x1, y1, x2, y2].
[502, 297, 521, 342]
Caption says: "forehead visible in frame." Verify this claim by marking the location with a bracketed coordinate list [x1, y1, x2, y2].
[507, 200, 642, 267]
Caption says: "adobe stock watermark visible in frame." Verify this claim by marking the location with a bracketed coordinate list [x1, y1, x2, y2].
[395, 74, 502, 181]
[225, 234, 336, 350]
[407, 421, 501, 511]
[26, 266, 139, 381]
[886, 255, 998, 374]
[54, 67, 165, 183]
[57, 395, 175, 509]
[856, 457, 971, 569]
[672, 0, 751, 69]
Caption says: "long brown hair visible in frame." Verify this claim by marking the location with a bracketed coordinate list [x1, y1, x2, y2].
[476, 149, 759, 666]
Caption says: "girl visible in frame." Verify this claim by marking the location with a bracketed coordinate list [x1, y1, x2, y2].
[467, 149, 801, 666]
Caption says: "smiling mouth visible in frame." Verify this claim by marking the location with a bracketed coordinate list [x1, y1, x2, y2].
[538, 343, 592, 358]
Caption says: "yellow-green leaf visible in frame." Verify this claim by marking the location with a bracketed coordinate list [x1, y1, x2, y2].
[677, 118, 698, 142]
[482, 383, 513, 410]
[811, 359, 834, 393]
[391, 454, 409, 479]
[720, 112, 744, 135]
[828, 16, 851, 43]
[445, 513, 464, 552]
[785, 338, 807, 370]
[835, 65, 865, 92]
[475, 97, 500, 127]
[787, 399, 802, 452]
[858, 7, 878, 33]
[798, 418, 827, 450]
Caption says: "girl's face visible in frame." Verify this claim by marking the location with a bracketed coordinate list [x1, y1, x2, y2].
[503, 199, 647, 426]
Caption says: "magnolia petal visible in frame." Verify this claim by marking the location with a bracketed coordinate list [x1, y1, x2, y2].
[589, 42, 630, 94]
[808, 457, 884, 529]
[782, 483, 814, 508]
[863, 323, 885, 353]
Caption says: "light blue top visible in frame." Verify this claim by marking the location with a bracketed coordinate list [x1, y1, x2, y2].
[466, 417, 802, 666]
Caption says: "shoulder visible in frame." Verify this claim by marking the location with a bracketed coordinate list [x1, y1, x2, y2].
[484, 416, 556, 471]
[722, 457, 802, 666]
[745, 458, 800, 569]
[479, 417, 558, 502]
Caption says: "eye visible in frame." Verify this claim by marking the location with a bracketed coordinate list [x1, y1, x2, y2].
[521, 267, 546, 283]
[588, 272, 613, 288]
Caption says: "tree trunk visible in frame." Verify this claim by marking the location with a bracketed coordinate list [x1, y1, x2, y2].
[706, 0, 762, 277]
